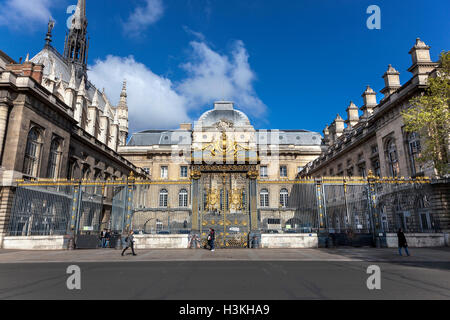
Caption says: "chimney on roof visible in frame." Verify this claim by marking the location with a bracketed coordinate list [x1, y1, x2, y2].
[361, 86, 377, 119]
[5, 60, 44, 84]
[408, 38, 436, 85]
[323, 124, 330, 146]
[381, 64, 401, 98]
[345, 101, 359, 128]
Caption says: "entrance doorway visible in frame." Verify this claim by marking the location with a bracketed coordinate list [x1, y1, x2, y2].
[198, 169, 251, 248]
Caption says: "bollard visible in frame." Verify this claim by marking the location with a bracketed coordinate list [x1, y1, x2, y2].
[375, 236, 381, 248]
[115, 235, 123, 250]
[68, 236, 75, 250]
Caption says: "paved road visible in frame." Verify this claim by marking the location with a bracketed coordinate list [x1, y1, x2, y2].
[0, 248, 449, 300]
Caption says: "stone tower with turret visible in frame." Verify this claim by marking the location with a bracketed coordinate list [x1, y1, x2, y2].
[117, 80, 129, 145]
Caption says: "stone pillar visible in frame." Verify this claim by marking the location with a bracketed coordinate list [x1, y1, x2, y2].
[0, 103, 10, 161]
[0, 187, 15, 239]
[190, 170, 201, 231]
[248, 170, 258, 231]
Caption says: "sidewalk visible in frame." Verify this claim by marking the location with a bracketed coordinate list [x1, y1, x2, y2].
[0, 247, 449, 263]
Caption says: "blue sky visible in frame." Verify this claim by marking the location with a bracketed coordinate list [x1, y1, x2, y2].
[0, 0, 449, 134]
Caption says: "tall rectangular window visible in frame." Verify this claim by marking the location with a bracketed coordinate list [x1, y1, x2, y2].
[260, 166, 268, 178]
[280, 166, 287, 177]
[260, 189, 269, 207]
[372, 159, 381, 177]
[23, 127, 43, 177]
[358, 163, 366, 178]
[47, 138, 62, 179]
[160, 166, 168, 179]
[180, 166, 188, 178]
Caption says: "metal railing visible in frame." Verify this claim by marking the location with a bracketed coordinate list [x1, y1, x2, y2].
[7, 174, 440, 241]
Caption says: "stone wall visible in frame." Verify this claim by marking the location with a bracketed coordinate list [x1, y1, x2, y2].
[260, 233, 318, 248]
[134, 234, 189, 249]
[2, 235, 69, 250]
[430, 179, 450, 233]
[0, 187, 15, 236]
[385, 233, 445, 247]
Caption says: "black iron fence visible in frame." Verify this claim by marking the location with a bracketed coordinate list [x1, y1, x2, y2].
[7, 175, 440, 244]
[262, 175, 439, 235]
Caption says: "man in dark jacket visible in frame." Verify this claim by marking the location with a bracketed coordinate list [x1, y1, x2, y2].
[105, 229, 111, 248]
[208, 228, 215, 252]
[121, 230, 137, 256]
[397, 228, 410, 256]
[100, 229, 107, 248]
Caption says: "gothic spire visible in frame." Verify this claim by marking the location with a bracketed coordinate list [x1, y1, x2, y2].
[73, 0, 87, 29]
[68, 65, 77, 89]
[118, 80, 128, 109]
[78, 76, 86, 97]
[92, 89, 99, 107]
[63, 0, 89, 79]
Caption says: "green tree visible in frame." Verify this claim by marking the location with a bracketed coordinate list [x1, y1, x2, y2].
[402, 51, 450, 177]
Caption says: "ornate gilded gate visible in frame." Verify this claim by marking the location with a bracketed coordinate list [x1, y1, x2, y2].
[198, 168, 251, 248]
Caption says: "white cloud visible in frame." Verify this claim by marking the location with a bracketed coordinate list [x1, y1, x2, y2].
[88, 39, 265, 132]
[178, 40, 267, 117]
[182, 25, 205, 41]
[0, 0, 56, 29]
[123, 0, 164, 34]
[88, 55, 189, 131]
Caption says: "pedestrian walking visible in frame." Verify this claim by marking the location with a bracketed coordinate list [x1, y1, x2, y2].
[105, 229, 111, 248]
[121, 230, 137, 256]
[207, 228, 215, 252]
[397, 228, 410, 256]
[100, 229, 107, 248]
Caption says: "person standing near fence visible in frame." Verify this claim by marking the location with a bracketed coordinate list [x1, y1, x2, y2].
[208, 228, 215, 252]
[100, 229, 107, 248]
[397, 228, 410, 256]
[105, 229, 111, 248]
[121, 230, 137, 256]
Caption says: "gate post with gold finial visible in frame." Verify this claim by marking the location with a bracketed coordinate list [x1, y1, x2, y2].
[190, 169, 202, 231]
[247, 169, 259, 231]
[124, 171, 136, 234]
[367, 170, 378, 245]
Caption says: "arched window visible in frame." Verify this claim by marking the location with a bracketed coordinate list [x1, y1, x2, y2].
[386, 139, 399, 177]
[23, 127, 43, 177]
[407, 132, 422, 175]
[179, 189, 188, 207]
[280, 188, 289, 208]
[260, 189, 269, 207]
[159, 189, 168, 207]
[47, 138, 62, 179]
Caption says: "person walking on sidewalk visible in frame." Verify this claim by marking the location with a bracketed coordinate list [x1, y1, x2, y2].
[100, 229, 107, 248]
[121, 230, 137, 256]
[208, 228, 215, 252]
[105, 229, 111, 248]
[397, 228, 410, 256]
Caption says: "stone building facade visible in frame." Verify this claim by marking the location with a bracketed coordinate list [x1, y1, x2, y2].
[302, 38, 441, 179]
[300, 38, 449, 233]
[119, 101, 323, 235]
[0, 0, 145, 241]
